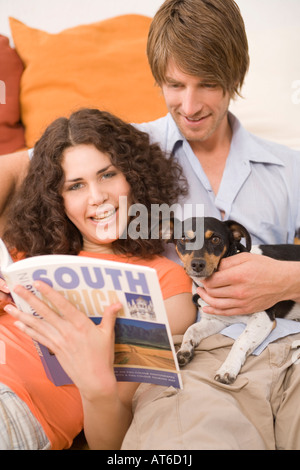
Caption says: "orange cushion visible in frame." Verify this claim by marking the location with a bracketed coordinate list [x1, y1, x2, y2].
[9, 15, 167, 148]
[0, 35, 25, 154]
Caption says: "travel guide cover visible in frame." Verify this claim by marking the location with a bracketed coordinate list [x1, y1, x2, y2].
[0, 239, 182, 388]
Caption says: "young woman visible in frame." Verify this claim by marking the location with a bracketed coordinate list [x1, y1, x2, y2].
[0, 108, 196, 449]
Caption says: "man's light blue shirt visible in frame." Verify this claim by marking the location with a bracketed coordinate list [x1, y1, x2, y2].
[136, 112, 300, 348]
[135, 112, 300, 245]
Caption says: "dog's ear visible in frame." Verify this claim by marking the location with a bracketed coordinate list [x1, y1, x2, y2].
[224, 220, 252, 252]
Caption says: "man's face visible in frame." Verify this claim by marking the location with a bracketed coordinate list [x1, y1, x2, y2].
[161, 60, 231, 147]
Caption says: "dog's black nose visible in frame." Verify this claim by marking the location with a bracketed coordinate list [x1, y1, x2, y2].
[191, 259, 206, 273]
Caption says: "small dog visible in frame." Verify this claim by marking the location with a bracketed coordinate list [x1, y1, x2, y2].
[166, 217, 300, 384]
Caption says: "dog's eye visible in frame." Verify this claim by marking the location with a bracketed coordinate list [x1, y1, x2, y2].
[211, 236, 221, 245]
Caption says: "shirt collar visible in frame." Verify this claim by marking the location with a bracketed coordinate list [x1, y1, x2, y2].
[166, 111, 285, 167]
[228, 112, 285, 166]
[165, 113, 184, 155]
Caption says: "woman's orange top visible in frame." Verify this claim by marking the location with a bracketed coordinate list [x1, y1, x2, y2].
[0, 252, 192, 449]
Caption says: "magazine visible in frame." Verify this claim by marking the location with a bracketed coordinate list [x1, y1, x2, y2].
[0, 239, 182, 388]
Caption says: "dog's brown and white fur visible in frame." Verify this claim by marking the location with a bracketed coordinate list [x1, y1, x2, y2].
[167, 217, 300, 384]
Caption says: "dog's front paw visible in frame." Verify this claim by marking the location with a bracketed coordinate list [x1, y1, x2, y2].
[214, 361, 239, 384]
[214, 371, 237, 385]
[177, 346, 194, 367]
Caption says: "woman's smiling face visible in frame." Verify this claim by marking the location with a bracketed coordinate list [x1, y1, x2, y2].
[62, 144, 132, 253]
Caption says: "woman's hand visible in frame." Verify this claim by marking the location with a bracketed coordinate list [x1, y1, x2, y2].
[0, 278, 13, 312]
[4, 281, 122, 401]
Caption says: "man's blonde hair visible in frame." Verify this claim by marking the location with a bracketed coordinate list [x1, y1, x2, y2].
[147, 0, 249, 97]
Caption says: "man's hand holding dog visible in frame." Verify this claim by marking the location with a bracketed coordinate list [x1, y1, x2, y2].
[198, 252, 300, 316]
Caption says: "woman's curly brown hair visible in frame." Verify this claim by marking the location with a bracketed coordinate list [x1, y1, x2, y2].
[4, 108, 188, 258]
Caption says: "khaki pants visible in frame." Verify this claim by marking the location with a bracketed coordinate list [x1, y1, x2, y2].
[122, 333, 300, 450]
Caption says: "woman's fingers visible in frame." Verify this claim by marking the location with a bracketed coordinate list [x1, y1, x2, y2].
[4, 302, 61, 352]
[4, 281, 123, 348]
[13, 281, 122, 330]
[12, 282, 86, 329]
[0, 278, 13, 310]
[4, 282, 123, 393]
[0, 278, 10, 294]
[100, 301, 122, 330]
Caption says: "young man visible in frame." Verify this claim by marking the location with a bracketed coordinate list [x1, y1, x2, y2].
[1, 0, 300, 449]
[135, 0, 300, 317]
[121, 0, 300, 450]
